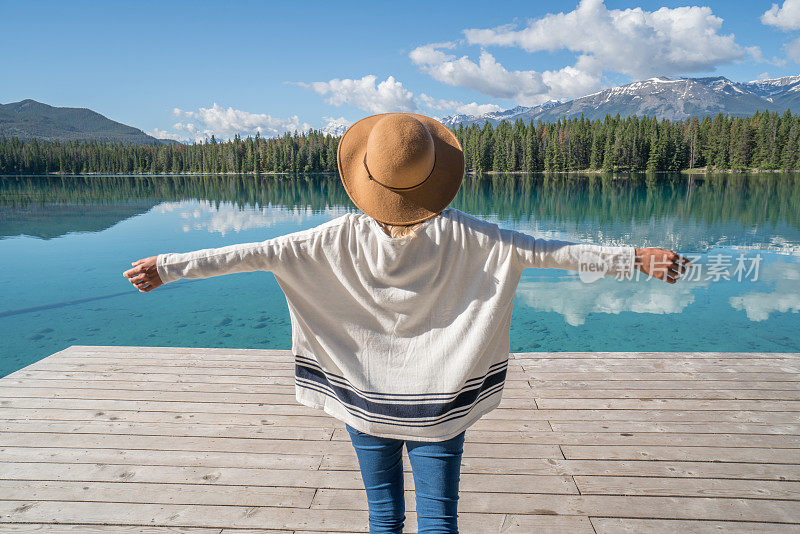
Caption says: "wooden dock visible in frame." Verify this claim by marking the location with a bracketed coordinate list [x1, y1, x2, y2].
[0, 346, 799, 533]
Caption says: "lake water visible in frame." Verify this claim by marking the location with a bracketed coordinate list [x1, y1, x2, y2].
[1, 173, 799, 377]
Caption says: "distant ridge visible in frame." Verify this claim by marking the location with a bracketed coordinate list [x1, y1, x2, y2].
[0, 99, 165, 144]
[441, 75, 800, 128]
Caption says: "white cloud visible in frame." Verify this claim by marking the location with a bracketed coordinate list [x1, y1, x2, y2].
[418, 93, 502, 117]
[786, 36, 800, 63]
[299, 74, 417, 113]
[762, 0, 800, 30]
[412, 45, 540, 105]
[148, 128, 190, 143]
[165, 104, 313, 142]
[456, 102, 504, 116]
[464, 0, 744, 78]
[746, 45, 788, 67]
[418, 93, 461, 112]
[410, 44, 598, 106]
[410, 0, 745, 105]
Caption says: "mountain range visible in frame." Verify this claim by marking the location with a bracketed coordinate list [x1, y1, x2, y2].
[5, 75, 800, 144]
[440, 75, 800, 128]
[0, 99, 162, 144]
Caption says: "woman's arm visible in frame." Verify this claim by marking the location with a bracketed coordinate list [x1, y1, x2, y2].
[509, 230, 690, 284]
[122, 237, 295, 293]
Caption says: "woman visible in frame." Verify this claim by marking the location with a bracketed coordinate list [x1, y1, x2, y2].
[123, 113, 689, 534]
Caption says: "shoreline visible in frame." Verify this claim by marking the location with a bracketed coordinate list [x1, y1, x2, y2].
[1, 168, 799, 177]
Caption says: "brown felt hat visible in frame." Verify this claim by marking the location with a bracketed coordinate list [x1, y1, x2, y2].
[337, 113, 465, 225]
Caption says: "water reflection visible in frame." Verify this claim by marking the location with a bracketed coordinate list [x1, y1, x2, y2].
[160, 201, 353, 236]
[517, 272, 710, 327]
[1, 173, 799, 250]
[730, 262, 800, 321]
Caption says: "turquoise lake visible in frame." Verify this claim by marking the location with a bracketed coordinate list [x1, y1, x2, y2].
[1, 173, 799, 377]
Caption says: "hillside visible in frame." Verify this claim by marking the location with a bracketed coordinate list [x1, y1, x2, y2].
[0, 99, 161, 144]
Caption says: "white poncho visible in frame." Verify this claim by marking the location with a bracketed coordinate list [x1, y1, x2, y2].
[157, 208, 635, 441]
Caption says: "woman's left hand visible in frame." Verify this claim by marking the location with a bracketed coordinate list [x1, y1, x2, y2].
[123, 256, 163, 293]
[634, 248, 691, 284]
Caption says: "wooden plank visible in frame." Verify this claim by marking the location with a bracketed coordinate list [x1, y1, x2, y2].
[282, 522, 595, 534]
[0, 446, 549, 477]
[0, 398, 327, 416]
[549, 421, 800, 434]
[6, 369, 525, 389]
[529, 388, 800, 400]
[0, 408, 551, 432]
[591, 518, 800, 533]
[574, 475, 800, 500]
[6, 397, 799, 423]
[0, 462, 366, 489]
[0, 463, 577, 495]
[0, 500, 574, 533]
[0, 479, 316, 507]
[0, 387, 314, 404]
[519, 361, 800, 371]
[0, 433, 562, 459]
[60, 346, 289, 356]
[0, 408, 337, 427]
[561, 445, 800, 463]
[51, 356, 293, 366]
[0, 387, 538, 404]
[535, 398, 800, 411]
[0, 433, 356, 455]
[15, 364, 298, 377]
[275, 525, 589, 534]
[0, 527, 225, 533]
[311, 489, 800, 522]
[486, 430, 800, 448]
[0, 376, 531, 394]
[525, 374, 800, 387]
[0, 422, 336, 441]
[0, 447, 323, 470]
[10, 370, 297, 386]
[14, 360, 526, 377]
[0, 380, 533, 398]
[512, 354, 797, 362]
[0, 501, 369, 532]
[321, 454, 800, 480]
[528, 379, 800, 390]
[0, 381, 296, 394]
[328, 427, 800, 448]
[489, 409, 800, 423]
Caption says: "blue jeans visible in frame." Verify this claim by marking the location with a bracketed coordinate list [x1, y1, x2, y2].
[345, 423, 466, 534]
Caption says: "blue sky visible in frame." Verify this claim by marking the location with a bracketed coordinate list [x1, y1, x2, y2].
[3, 0, 800, 141]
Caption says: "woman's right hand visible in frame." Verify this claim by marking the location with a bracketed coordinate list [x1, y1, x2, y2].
[123, 256, 163, 293]
[634, 248, 690, 284]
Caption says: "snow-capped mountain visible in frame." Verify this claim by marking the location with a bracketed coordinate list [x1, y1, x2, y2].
[441, 75, 800, 128]
[441, 101, 562, 128]
[321, 117, 351, 137]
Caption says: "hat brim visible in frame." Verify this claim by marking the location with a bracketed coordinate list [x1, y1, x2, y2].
[337, 113, 465, 225]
